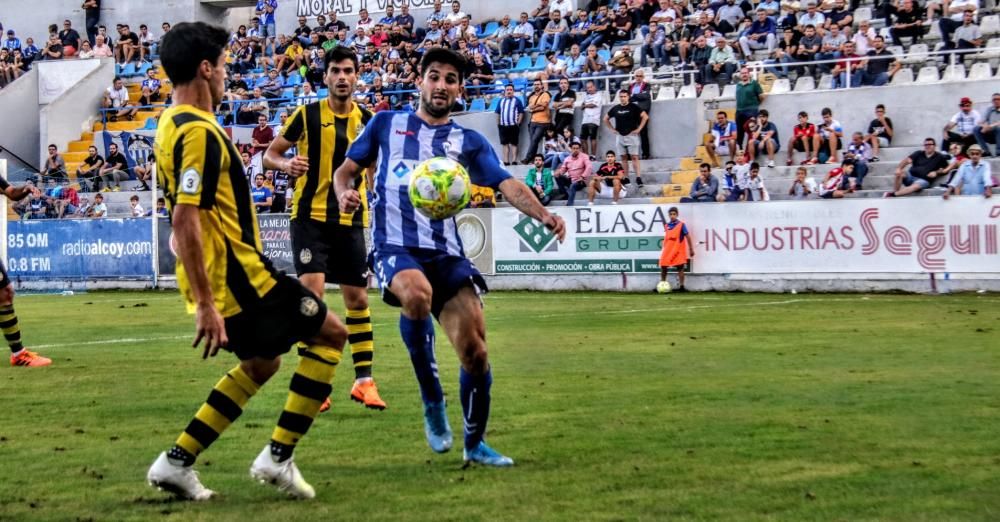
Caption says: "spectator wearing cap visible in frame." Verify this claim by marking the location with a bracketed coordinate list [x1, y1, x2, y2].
[974, 93, 1000, 157]
[944, 145, 994, 198]
[739, 9, 777, 59]
[256, 68, 283, 99]
[885, 137, 952, 197]
[3, 30, 20, 51]
[944, 97, 982, 153]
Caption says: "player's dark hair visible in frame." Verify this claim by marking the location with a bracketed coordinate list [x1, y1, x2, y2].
[324, 45, 359, 73]
[159, 22, 228, 85]
[419, 47, 468, 82]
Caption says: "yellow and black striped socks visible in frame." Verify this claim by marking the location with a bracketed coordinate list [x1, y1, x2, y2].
[168, 366, 260, 466]
[270, 345, 341, 462]
[0, 305, 24, 353]
[346, 308, 374, 380]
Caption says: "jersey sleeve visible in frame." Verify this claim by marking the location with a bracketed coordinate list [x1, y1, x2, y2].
[170, 125, 224, 209]
[0, 176, 10, 192]
[282, 105, 307, 143]
[346, 110, 386, 168]
[465, 131, 512, 189]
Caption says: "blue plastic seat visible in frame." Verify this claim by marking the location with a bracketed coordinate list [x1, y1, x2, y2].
[509, 55, 534, 73]
[530, 55, 547, 71]
[141, 118, 157, 130]
[122, 62, 137, 77]
[469, 97, 487, 111]
[479, 21, 499, 38]
[135, 62, 152, 77]
[597, 49, 611, 62]
[487, 96, 501, 112]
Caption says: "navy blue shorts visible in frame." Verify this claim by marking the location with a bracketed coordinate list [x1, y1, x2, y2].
[370, 244, 487, 318]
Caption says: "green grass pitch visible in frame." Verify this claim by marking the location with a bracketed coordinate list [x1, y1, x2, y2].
[1, 290, 998, 521]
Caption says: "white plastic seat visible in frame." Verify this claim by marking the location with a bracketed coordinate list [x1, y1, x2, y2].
[943, 63, 966, 81]
[655, 85, 675, 100]
[794, 76, 815, 91]
[890, 67, 914, 84]
[969, 62, 992, 79]
[915, 65, 940, 83]
[699, 83, 720, 99]
[854, 7, 873, 25]
[981, 15, 1000, 35]
[721, 84, 736, 98]
[902, 43, 930, 65]
[977, 38, 1000, 59]
[769, 78, 791, 94]
[818, 74, 834, 89]
[677, 84, 697, 98]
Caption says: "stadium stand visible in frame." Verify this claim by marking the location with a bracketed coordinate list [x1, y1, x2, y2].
[2, 0, 999, 217]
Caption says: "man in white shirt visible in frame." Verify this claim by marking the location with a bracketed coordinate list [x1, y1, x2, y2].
[579, 81, 603, 158]
[103, 76, 138, 121]
[551, 0, 575, 21]
[445, 0, 468, 23]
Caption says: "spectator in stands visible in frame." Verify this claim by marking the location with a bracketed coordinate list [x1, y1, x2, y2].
[96, 142, 128, 192]
[743, 162, 767, 200]
[943, 10, 983, 56]
[54, 180, 79, 218]
[706, 111, 737, 167]
[705, 36, 738, 84]
[794, 25, 822, 75]
[944, 145, 993, 198]
[522, 79, 552, 164]
[815, 23, 846, 73]
[256, 0, 278, 39]
[133, 153, 154, 191]
[114, 24, 139, 64]
[26, 191, 50, 220]
[542, 127, 569, 169]
[944, 96, 981, 153]
[564, 43, 587, 80]
[748, 109, 780, 167]
[641, 21, 669, 69]
[539, 10, 569, 52]
[145, 197, 168, 217]
[279, 38, 305, 75]
[588, 150, 627, 205]
[495, 84, 525, 165]
[658, 206, 694, 292]
[717, 160, 743, 202]
[256, 68, 283, 99]
[76, 145, 103, 191]
[581, 44, 607, 80]
[765, 27, 798, 78]
[567, 9, 592, 51]
[446, 1, 468, 23]
[735, 67, 765, 148]
[42, 34, 63, 60]
[797, 2, 826, 34]
[501, 13, 535, 55]
[830, 41, 863, 88]
[552, 78, 577, 133]
[937, 0, 979, 46]
[626, 70, 652, 159]
[83, 0, 100, 46]
[43, 144, 67, 180]
[824, 0, 853, 31]
[607, 45, 635, 90]
[138, 24, 157, 63]
[682, 163, 720, 202]
[251, 173, 272, 213]
[974, 93, 1000, 157]
[844, 132, 872, 188]
[817, 161, 853, 198]
[251, 113, 275, 156]
[605, 89, 648, 186]
[787, 110, 820, 165]
[886, 137, 952, 197]
[716, 0, 746, 34]
[59, 19, 81, 57]
[739, 9, 777, 59]
[861, 36, 899, 86]
[788, 166, 817, 199]
[103, 76, 138, 121]
[526, 154, 556, 205]
[539, 51, 567, 83]
[0, 49, 17, 86]
[554, 140, 593, 205]
[92, 34, 113, 58]
[817, 107, 843, 163]
[138, 67, 161, 107]
[77, 40, 95, 59]
[608, 4, 634, 46]
[128, 194, 144, 217]
[579, 81, 602, 158]
[90, 193, 107, 218]
[581, 5, 610, 50]
[865, 104, 893, 161]
[889, 0, 925, 46]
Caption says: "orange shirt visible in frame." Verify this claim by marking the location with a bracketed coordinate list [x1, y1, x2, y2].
[659, 219, 690, 268]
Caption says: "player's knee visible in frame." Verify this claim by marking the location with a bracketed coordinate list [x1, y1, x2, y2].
[0, 286, 14, 305]
[460, 340, 489, 375]
[401, 283, 433, 319]
[241, 357, 281, 384]
[317, 314, 349, 348]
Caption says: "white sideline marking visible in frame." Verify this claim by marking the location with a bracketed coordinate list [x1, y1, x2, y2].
[526, 297, 862, 319]
[32, 334, 190, 349]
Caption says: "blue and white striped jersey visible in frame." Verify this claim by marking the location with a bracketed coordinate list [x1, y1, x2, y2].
[346, 111, 512, 255]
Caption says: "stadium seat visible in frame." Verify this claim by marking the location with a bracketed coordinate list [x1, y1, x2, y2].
[854, 7, 873, 25]
[531, 55, 547, 71]
[122, 62, 136, 77]
[890, 67, 914, 84]
[977, 38, 1000, 59]
[469, 97, 487, 111]
[597, 49, 611, 62]
[794, 76, 815, 91]
[915, 65, 939, 83]
[677, 84, 696, 98]
[509, 55, 534, 73]
[281, 87, 295, 99]
[818, 74, 833, 89]
[981, 15, 1000, 35]
[513, 77, 528, 91]
[721, 84, 736, 98]
[479, 21, 499, 38]
[888, 45, 904, 56]
[655, 85, 675, 100]
[317, 88, 328, 97]
[943, 63, 966, 81]
[136, 62, 152, 77]
[141, 118, 157, 130]
[769, 78, 791, 94]
[901, 43, 929, 65]
[487, 96, 501, 111]
[284, 73, 302, 87]
[699, 83, 720, 99]
[969, 62, 992, 79]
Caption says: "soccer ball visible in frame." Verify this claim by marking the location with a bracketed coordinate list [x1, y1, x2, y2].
[408, 157, 472, 220]
[656, 281, 672, 294]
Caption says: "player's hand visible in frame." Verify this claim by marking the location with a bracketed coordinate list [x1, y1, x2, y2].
[542, 213, 566, 242]
[339, 188, 361, 213]
[193, 303, 227, 359]
[284, 155, 309, 177]
[689, 251, 696, 258]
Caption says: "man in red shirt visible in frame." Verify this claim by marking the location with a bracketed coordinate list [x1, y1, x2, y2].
[831, 42, 864, 89]
[251, 113, 275, 155]
[786, 110, 820, 165]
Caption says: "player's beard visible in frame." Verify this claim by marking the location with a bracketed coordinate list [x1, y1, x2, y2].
[421, 90, 452, 119]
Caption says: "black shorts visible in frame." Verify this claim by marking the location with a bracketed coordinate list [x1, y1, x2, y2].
[498, 125, 520, 145]
[224, 275, 328, 360]
[580, 123, 599, 140]
[0, 260, 9, 289]
[291, 218, 369, 287]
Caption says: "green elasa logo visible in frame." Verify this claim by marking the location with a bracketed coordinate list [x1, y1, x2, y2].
[514, 216, 557, 253]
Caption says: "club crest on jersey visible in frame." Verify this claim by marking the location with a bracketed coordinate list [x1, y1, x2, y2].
[299, 248, 313, 264]
[300, 297, 319, 317]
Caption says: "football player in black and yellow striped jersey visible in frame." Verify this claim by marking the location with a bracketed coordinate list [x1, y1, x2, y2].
[263, 46, 386, 412]
[145, 21, 350, 501]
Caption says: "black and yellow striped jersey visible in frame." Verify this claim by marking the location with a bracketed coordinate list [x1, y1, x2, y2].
[155, 104, 279, 318]
[281, 100, 372, 227]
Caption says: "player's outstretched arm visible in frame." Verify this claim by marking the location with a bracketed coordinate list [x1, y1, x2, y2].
[498, 178, 566, 241]
[172, 203, 228, 358]
[334, 157, 364, 213]
[4, 184, 40, 201]
[262, 136, 308, 177]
